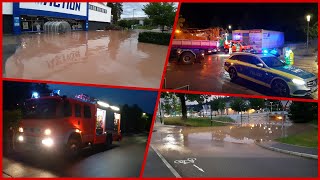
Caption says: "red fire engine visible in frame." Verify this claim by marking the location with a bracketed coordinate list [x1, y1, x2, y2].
[15, 91, 122, 157]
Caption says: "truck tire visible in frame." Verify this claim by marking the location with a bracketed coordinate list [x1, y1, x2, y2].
[228, 68, 238, 81]
[271, 80, 290, 97]
[179, 51, 195, 65]
[66, 135, 81, 158]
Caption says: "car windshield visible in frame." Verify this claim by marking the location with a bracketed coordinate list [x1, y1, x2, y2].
[260, 56, 286, 67]
[23, 98, 60, 119]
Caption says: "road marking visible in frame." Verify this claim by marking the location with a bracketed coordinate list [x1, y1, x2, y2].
[150, 144, 181, 178]
[174, 158, 196, 164]
[193, 164, 205, 172]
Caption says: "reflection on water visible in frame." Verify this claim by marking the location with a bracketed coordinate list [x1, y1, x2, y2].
[154, 123, 314, 152]
[4, 31, 168, 88]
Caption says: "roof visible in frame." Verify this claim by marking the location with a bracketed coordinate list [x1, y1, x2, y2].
[121, 17, 148, 21]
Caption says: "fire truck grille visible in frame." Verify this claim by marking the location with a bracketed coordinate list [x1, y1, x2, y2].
[24, 127, 41, 134]
[25, 136, 40, 145]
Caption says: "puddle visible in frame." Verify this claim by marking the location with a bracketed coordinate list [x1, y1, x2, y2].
[4, 30, 168, 88]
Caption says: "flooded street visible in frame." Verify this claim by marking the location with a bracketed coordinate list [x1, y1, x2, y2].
[3, 30, 168, 88]
[144, 124, 317, 177]
[165, 54, 318, 99]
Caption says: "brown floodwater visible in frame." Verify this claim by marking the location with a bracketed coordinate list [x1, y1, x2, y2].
[4, 30, 168, 88]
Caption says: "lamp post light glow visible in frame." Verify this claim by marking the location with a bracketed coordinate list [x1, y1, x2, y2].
[228, 25, 232, 30]
[306, 15, 311, 53]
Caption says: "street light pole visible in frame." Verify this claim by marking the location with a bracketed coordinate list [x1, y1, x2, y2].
[133, 9, 136, 18]
[306, 15, 311, 53]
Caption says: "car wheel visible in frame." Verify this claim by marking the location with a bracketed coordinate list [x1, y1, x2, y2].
[180, 52, 195, 65]
[229, 68, 238, 81]
[271, 80, 290, 97]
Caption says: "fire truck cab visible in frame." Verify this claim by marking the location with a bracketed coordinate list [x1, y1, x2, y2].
[15, 92, 122, 157]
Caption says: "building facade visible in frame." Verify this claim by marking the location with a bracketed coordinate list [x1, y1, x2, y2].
[3, 2, 111, 34]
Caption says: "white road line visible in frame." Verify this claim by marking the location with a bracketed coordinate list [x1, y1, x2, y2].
[150, 144, 182, 178]
[193, 164, 205, 172]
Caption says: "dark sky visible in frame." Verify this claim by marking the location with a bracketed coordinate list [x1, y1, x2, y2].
[180, 3, 318, 42]
[49, 84, 158, 114]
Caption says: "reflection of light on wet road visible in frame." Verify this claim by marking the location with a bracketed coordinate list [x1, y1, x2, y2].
[4, 31, 167, 88]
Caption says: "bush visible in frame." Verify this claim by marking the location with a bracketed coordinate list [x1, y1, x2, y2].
[105, 24, 123, 31]
[138, 32, 171, 45]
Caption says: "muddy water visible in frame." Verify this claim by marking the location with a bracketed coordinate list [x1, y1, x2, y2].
[4, 31, 168, 88]
[152, 124, 314, 154]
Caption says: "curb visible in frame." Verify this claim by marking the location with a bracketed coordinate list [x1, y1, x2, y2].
[255, 141, 318, 160]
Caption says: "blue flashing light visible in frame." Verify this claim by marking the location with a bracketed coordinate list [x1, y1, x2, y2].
[262, 49, 268, 54]
[52, 89, 60, 95]
[32, 92, 40, 99]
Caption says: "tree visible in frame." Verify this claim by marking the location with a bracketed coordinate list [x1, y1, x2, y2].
[107, 3, 123, 23]
[230, 98, 249, 124]
[161, 93, 208, 120]
[308, 22, 318, 40]
[217, 98, 226, 115]
[248, 98, 265, 110]
[210, 98, 220, 115]
[288, 102, 317, 123]
[143, 18, 153, 27]
[142, 3, 176, 32]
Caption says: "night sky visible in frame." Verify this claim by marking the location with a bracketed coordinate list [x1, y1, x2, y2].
[49, 84, 158, 114]
[180, 3, 318, 42]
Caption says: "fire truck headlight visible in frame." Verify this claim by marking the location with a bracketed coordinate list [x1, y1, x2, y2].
[44, 129, 51, 135]
[18, 127, 23, 133]
[42, 138, 54, 147]
[18, 135, 24, 142]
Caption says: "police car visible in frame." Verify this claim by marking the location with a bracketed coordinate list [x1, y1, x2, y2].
[224, 52, 318, 97]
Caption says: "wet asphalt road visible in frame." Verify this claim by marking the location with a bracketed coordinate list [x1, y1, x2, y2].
[144, 124, 317, 177]
[164, 54, 318, 99]
[3, 135, 147, 178]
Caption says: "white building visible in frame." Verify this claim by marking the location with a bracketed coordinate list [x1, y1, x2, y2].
[3, 2, 111, 34]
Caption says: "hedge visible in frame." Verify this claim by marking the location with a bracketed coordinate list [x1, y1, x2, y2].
[138, 32, 171, 45]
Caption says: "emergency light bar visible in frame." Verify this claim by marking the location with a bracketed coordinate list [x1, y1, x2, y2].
[110, 106, 120, 111]
[97, 101, 110, 108]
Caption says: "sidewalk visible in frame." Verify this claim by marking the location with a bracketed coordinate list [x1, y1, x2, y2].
[256, 140, 318, 159]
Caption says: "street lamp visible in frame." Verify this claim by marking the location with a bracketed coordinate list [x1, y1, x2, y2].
[306, 15, 311, 53]
[228, 25, 232, 30]
[133, 9, 136, 18]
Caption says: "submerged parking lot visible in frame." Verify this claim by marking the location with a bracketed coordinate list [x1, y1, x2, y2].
[3, 30, 168, 88]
